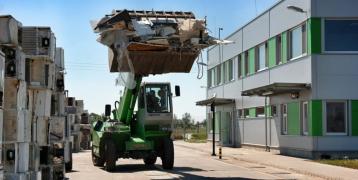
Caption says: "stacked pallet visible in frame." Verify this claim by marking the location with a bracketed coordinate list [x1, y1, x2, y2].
[79, 111, 91, 150]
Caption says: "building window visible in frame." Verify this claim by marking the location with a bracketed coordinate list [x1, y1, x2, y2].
[271, 105, 277, 117]
[255, 43, 267, 71]
[281, 104, 288, 135]
[256, 107, 265, 117]
[288, 24, 306, 60]
[302, 101, 308, 135]
[212, 67, 217, 87]
[324, 19, 358, 52]
[216, 64, 221, 85]
[228, 58, 233, 81]
[244, 109, 249, 118]
[237, 109, 244, 118]
[244, 51, 249, 75]
[325, 101, 347, 135]
[237, 55, 242, 78]
[276, 35, 282, 65]
[208, 69, 212, 88]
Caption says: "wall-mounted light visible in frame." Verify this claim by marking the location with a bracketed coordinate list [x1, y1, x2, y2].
[290, 92, 300, 99]
[287, 5, 306, 13]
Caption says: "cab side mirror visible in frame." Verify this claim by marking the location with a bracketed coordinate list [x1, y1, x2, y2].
[105, 104, 111, 117]
[175, 85, 180, 97]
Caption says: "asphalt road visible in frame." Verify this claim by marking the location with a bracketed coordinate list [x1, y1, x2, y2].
[66, 143, 314, 180]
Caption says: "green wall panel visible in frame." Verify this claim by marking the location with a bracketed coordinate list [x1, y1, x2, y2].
[249, 108, 256, 118]
[351, 100, 358, 136]
[249, 48, 255, 75]
[287, 102, 300, 135]
[281, 32, 288, 63]
[265, 106, 272, 117]
[309, 100, 323, 136]
[268, 37, 276, 68]
[308, 18, 322, 54]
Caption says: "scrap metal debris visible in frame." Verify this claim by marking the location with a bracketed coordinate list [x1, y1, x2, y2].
[91, 9, 219, 88]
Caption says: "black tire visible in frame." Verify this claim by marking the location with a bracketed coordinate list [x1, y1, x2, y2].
[65, 143, 73, 172]
[161, 138, 174, 170]
[92, 145, 104, 167]
[104, 140, 117, 172]
[144, 155, 157, 165]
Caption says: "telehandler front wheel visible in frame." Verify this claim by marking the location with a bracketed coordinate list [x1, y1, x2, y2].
[144, 155, 157, 165]
[92, 146, 104, 167]
[161, 138, 174, 170]
[104, 140, 117, 172]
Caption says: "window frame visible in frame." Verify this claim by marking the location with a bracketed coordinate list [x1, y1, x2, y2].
[276, 35, 282, 65]
[244, 51, 249, 76]
[302, 101, 309, 135]
[256, 42, 268, 72]
[288, 23, 307, 61]
[323, 100, 348, 136]
[281, 104, 288, 135]
[237, 54, 242, 78]
[322, 18, 358, 54]
[256, 106, 265, 117]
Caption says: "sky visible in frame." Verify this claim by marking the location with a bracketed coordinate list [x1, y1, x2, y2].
[0, 0, 278, 122]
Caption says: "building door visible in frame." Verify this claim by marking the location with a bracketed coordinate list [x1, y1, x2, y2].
[221, 112, 233, 146]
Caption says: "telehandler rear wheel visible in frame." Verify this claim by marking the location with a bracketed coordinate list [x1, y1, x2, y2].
[92, 146, 104, 167]
[161, 138, 174, 169]
[144, 155, 157, 165]
[104, 140, 117, 172]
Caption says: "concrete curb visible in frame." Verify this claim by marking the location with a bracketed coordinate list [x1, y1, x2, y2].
[175, 142, 344, 180]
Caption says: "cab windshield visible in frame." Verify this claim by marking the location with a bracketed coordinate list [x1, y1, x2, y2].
[145, 84, 171, 113]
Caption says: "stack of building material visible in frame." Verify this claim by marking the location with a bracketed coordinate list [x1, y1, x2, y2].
[0, 45, 5, 180]
[79, 111, 91, 150]
[92, 10, 216, 75]
[65, 97, 79, 153]
[73, 100, 84, 152]
[0, 15, 34, 180]
[22, 27, 60, 179]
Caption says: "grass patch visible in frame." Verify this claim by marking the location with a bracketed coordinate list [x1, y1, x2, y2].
[186, 139, 207, 143]
[316, 159, 358, 169]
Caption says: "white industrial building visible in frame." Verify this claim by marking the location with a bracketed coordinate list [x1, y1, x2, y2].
[203, 0, 358, 158]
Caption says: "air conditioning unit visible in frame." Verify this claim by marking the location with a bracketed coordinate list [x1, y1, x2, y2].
[49, 116, 65, 142]
[21, 27, 56, 61]
[0, 15, 22, 46]
[1, 47, 25, 80]
[27, 59, 55, 89]
[3, 109, 30, 143]
[4, 78, 27, 110]
[55, 47, 64, 70]
[67, 97, 75, 107]
[28, 89, 52, 117]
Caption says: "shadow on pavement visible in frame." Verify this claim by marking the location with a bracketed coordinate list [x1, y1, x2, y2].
[99, 164, 257, 180]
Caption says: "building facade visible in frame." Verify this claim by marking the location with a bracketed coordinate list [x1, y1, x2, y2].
[206, 0, 358, 158]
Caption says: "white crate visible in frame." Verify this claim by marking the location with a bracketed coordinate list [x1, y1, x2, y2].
[55, 47, 64, 70]
[0, 15, 21, 46]
[27, 59, 55, 90]
[4, 78, 27, 110]
[72, 124, 81, 132]
[29, 89, 52, 117]
[21, 27, 56, 61]
[51, 92, 66, 116]
[1, 47, 25, 80]
[49, 116, 65, 142]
